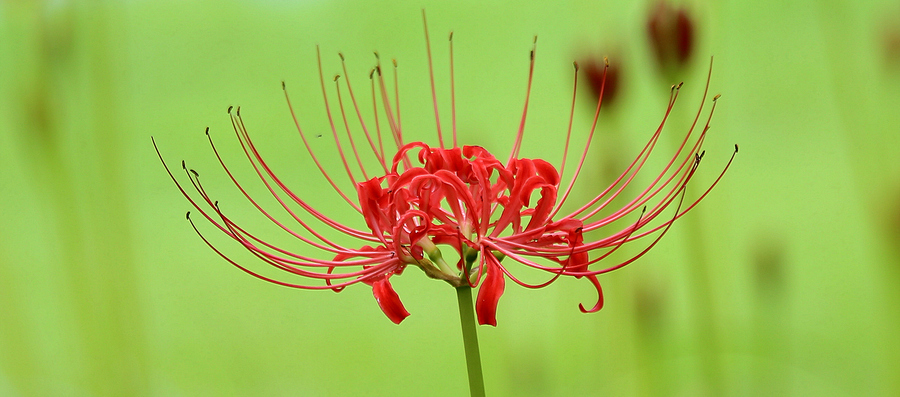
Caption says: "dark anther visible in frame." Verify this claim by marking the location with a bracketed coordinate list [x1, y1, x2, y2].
[734, 144, 740, 153]
[181, 160, 186, 169]
[281, 81, 286, 90]
[236, 106, 241, 117]
[573, 61, 579, 71]
[204, 127, 209, 135]
[714, 94, 721, 101]
[334, 74, 341, 82]
[186, 211, 191, 220]
[449, 31, 454, 41]
[339, 52, 344, 61]
[373, 51, 380, 60]
[227, 105, 233, 114]
[190, 169, 199, 178]
[369, 69, 376, 79]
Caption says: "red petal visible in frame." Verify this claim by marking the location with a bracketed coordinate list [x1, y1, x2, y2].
[532, 158, 560, 186]
[475, 257, 506, 326]
[578, 275, 605, 313]
[524, 185, 557, 231]
[371, 277, 410, 324]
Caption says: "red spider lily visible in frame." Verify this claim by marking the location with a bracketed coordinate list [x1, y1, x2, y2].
[154, 15, 736, 326]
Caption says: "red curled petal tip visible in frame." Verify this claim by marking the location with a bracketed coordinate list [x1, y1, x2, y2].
[578, 275, 605, 313]
[371, 277, 410, 324]
[475, 259, 506, 326]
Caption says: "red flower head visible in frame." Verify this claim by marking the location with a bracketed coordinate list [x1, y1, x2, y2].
[154, 14, 736, 326]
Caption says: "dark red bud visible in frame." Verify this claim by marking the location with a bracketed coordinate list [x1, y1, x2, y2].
[647, 1, 695, 70]
[581, 56, 621, 108]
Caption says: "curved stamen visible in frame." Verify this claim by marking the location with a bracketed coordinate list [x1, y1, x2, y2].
[316, 47, 360, 190]
[449, 31, 458, 148]
[422, 9, 445, 149]
[334, 75, 370, 180]
[283, 83, 361, 212]
[506, 36, 538, 166]
[339, 53, 388, 173]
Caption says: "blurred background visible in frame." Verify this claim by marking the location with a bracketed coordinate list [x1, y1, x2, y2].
[2, 0, 899, 395]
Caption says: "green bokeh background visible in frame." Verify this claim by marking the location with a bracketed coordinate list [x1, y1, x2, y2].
[2, 0, 899, 395]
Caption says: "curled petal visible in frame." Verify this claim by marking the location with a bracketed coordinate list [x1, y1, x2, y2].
[524, 185, 557, 231]
[475, 256, 506, 326]
[578, 274, 604, 313]
[565, 224, 590, 273]
[325, 266, 345, 292]
[371, 276, 410, 324]
[531, 158, 560, 186]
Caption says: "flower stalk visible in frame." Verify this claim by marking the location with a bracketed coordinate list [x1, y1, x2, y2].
[456, 285, 486, 397]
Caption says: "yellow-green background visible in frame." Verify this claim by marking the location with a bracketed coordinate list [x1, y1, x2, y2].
[2, 0, 899, 395]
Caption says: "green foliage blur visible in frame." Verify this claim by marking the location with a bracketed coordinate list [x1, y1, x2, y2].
[2, 0, 899, 395]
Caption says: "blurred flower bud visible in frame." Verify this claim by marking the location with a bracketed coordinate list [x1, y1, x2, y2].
[581, 55, 622, 108]
[647, 1, 695, 70]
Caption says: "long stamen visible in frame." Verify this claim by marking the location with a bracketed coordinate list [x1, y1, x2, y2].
[580, 61, 716, 230]
[334, 75, 370, 180]
[557, 61, 580, 183]
[574, 88, 676, 226]
[156, 137, 375, 269]
[506, 36, 538, 166]
[577, 148, 704, 255]
[604, 142, 737, 247]
[339, 53, 388, 173]
[551, 57, 607, 219]
[190, 210, 395, 289]
[449, 31, 458, 149]
[206, 126, 374, 252]
[583, 158, 695, 275]
[230, 107, 373, 239]
[393, 59, 402, 141]
[374, 59, 412, 170]
[422, 9, 445, 148]
[562, 75, 678, 223]
[368, 68, 386, 163]
[316, 47, 359, 189]
[590, 58, 717, 225]
[373, 57, 400, 146]
[589, 62, 714, 225]
[283, 82, 361, 212]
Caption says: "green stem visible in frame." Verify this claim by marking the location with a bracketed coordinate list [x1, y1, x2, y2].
[456, 286, 485, 397]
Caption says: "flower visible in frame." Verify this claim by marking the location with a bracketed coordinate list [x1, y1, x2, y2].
[154, 15, 736, 326]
